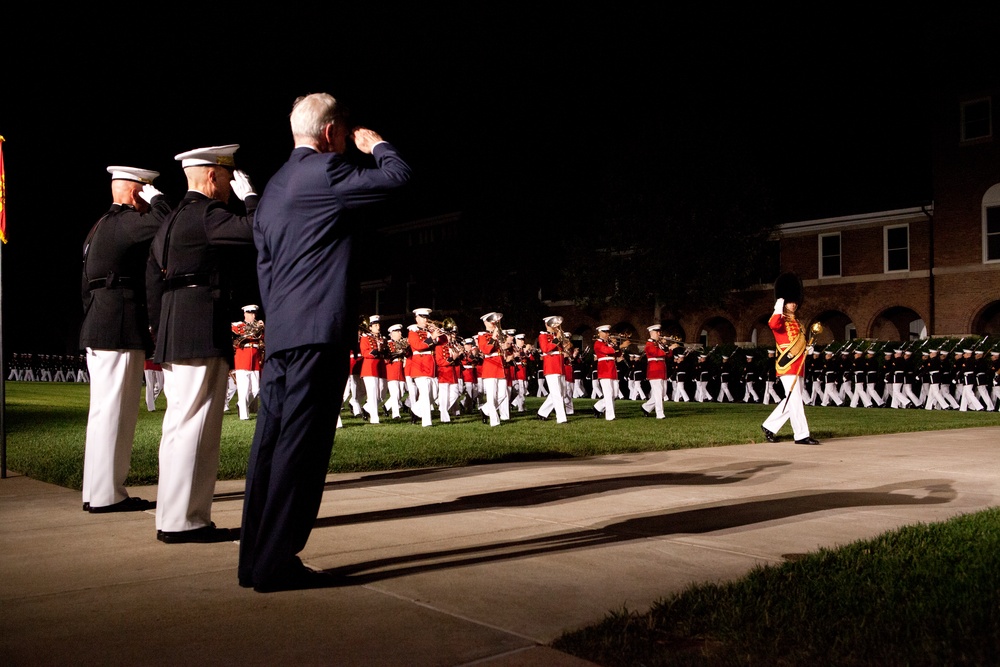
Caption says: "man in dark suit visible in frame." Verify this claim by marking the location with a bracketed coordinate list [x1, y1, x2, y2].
[238, 93, 412, 592]
[146, 144, 258, 543]
[80, 166, 170, 514]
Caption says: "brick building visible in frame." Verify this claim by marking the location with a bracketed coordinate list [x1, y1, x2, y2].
[357, 83, 1000, 352]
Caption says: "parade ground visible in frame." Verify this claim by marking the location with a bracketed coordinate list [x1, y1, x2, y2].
[2, 426, 998, 666]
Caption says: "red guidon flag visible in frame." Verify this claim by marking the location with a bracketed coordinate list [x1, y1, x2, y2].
[0, 136, 6, 244]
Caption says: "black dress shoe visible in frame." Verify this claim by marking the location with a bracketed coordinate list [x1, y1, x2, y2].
[82, 502, 90, 512]
[593, 408, 602, 418]
[761, 425, 776, 443]
[253, 560, 343, 593]
[89, 497, 156, 513]
[794, 437, 821, 445]
[537, 414, 549, 421]
[482, 414, 489, 424]
[411, 414, 420, 424]
[642, 407, 653, 418]
[157, 523, 239, 544]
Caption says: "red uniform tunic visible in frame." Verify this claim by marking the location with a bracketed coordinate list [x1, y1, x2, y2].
[408, 328, 439, 378]
[359, 333, 386, 378]
[770, 313, 805, 377]
[435, 342, 459, 383]
[477, 332, 506, 379]
[593, 339, 618, 379]
[644, 340, 667, 380]
[386, 340, 406, 382]
[538, 332, 564, 376]
[461, 351, 479, 384]
[232, 322, 263, 372]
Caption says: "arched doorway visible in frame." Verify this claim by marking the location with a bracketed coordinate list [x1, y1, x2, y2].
[871, 306, 924, 342]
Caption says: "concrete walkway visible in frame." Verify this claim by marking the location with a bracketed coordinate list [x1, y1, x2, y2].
[2, 427, 998, 666]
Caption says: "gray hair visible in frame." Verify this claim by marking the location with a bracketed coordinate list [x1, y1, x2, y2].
[289, 93, 348, 140]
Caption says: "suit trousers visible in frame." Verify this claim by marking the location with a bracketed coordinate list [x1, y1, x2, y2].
[82, 348, 145, 509]
[239, 344, 347, 587]
[156, 357, 228, 532]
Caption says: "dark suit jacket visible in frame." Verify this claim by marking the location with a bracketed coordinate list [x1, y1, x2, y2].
[254, 143, 412, 356]
[80, 197, 172, 353]
[146, 191, 257, 364]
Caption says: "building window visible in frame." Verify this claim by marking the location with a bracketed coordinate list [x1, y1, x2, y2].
[961, 97, 992, 143]
[885, 224, 909, 272]
[819, 233, 841, 278]
[987, 206, 1000, 262]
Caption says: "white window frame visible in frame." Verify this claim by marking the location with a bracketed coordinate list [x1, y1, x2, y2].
[818, 232, 841, 278]
[960, 97, 992, 143]
[982, 183, 1000, 264]
[884, 224, 909, 273]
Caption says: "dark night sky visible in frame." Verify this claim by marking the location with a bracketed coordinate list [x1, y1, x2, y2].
[0, 7, 988, 354]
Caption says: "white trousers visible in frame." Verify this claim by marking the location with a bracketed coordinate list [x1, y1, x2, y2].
[437, 381, 458, 421]
[82, 348, 144, 508]
[538, 374, 568, 423]
[235, 369, 260, 420]
[156, 358, 227, 532]
[362, 375, 384, 423]
[762, 374, 810, 441]
[411, 376, 435, 427]
[481, 377, 510, 427]
[384, 379, 404, 418]
[642, 378, 666, 418]
[593, 378, 617, 420]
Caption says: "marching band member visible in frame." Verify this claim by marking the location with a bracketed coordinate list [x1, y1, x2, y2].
[383, 324, 407, 420]
[359, 315, 387, 423]
[760, 280, 820, 445]
[592, 325, 622, 420]
[478, 312, 510, 426]
[460, 338, 481, 412]
[641, 325, 672, 418]
[512, 334, 529, 412]
[537, 316, 569, 423]
[343, 349, 363, 417]
[408, 308, 441, 427]
[433, 322, 461, 422]
[563, 337, 577, 415]
[232, 304, 265, 420]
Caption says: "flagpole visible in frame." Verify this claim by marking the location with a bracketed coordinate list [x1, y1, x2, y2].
[1, 226, 6, 478]
[1, 135, 7, 478]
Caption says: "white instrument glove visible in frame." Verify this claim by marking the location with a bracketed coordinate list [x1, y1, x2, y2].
[773, 298, 785, 314]
[230, 170, 256, 201]
[139, 183, 162, 204]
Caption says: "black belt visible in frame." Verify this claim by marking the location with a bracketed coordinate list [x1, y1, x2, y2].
[88, 276, 136, 291]
[164, 273, 212, 291]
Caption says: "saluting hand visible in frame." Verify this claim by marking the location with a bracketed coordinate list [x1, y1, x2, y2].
[351, 127, 384, 154]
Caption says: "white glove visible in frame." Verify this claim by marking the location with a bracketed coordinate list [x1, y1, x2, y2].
[139, 183, 162, 204]
[773, 298, 785, 314]
[230, 170, 256, 201]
